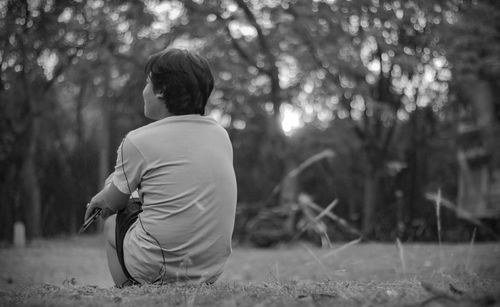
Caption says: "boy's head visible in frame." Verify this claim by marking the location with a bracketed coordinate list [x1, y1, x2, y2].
[144, 48, 214, 116]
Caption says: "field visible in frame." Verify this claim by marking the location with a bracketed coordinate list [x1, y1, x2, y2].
[0, 236, 499, 306]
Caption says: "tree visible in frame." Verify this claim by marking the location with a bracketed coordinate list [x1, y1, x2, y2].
[0, 0, 156, 238]
[166, 0, 456, 239]
[440, 0, 500, 218]
[177, 0, 306, 208]
[0, 0, 90, 238]
[2, 0, 495, 242]
[279, 0, 449, 236]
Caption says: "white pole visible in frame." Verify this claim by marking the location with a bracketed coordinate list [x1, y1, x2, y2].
[13, 221, 26, 248]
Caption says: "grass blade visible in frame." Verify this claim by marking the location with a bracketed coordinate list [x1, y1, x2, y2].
[301, 244, 331, 279]
[465, 227, 477, 272]
[435, 189, 443, 268]
[396, 238, 407, 275]
[424, 192, 499, 239]
[435, 189, 442, 247]
[322, 237, 362, 259]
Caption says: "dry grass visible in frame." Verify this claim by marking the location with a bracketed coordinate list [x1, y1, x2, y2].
[0, 236, 499, 306]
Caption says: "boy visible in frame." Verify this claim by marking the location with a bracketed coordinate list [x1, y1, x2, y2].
[85, 48, 237, 286]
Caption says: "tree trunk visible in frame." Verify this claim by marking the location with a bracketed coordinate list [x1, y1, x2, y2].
[0, 165, 17, 241]
[68, 81, 87, 234]
[362, 165, 377, 236]
[281, 166, 298, 236]
[98, 116, 109, 189]
[348, 155, 359, 222]
[95, 100, 111, 231]
[21, 118, 42, 239]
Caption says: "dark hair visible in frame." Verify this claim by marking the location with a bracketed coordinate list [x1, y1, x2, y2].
[144, 48, 214, 115]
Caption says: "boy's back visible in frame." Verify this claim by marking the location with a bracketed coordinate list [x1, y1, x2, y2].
[112, 114, 237, 283]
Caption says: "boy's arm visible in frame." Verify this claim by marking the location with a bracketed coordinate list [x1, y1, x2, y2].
[84, 182, 130, 221]
[104, 171, 140, 198]
[85, 137, 143, 220]
[104, 172, 115, 187]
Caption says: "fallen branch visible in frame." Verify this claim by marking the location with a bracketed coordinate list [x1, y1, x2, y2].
[296, 198, 338, 235]
[295, 195, 333, 248]
[303, 197, 363, 237]
[266, 149, 335, 203]
[425, 192, 499, 239]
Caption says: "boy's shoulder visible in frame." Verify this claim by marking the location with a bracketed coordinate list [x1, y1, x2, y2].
[126, 115, 225, 142]
[126, 121, 158, 140]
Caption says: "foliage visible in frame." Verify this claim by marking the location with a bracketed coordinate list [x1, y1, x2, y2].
[0, 0, 156, 237]
[0, 0, 499, 242]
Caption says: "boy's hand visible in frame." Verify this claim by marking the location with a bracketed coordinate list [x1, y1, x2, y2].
[84, 183, 128, 221]
[84, 189, 107, 221]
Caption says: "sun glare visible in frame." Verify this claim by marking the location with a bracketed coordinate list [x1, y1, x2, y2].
[281, 104, 303, 135]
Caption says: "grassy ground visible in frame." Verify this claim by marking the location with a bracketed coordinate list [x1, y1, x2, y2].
[0, 236, 499, 306]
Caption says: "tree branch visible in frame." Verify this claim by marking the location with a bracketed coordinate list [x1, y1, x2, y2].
[380, 120, 397, 158]
[184, 0, 282, 119]
[233, 0, 281, 118]
[183, 0, 267, 74]
[183, 0, 221, 16]
[286, 5, 341, 85]
[233, 0, 274, 64]
[223, 24, 270, 74]
[110, 50, 143, 69]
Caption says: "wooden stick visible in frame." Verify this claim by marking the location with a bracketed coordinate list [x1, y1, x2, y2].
[304, 198, 363, 237]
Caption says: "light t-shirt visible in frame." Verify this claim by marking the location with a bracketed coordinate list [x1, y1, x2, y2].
[112, 114, 237, 284]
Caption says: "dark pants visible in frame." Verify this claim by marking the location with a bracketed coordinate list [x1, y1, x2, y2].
[115, 198, 142, 285]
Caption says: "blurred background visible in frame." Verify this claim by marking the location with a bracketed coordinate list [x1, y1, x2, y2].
[1, 0, 499, 246]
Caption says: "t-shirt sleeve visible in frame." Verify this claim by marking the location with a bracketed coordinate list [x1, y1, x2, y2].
[112, 137, 146, 195]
